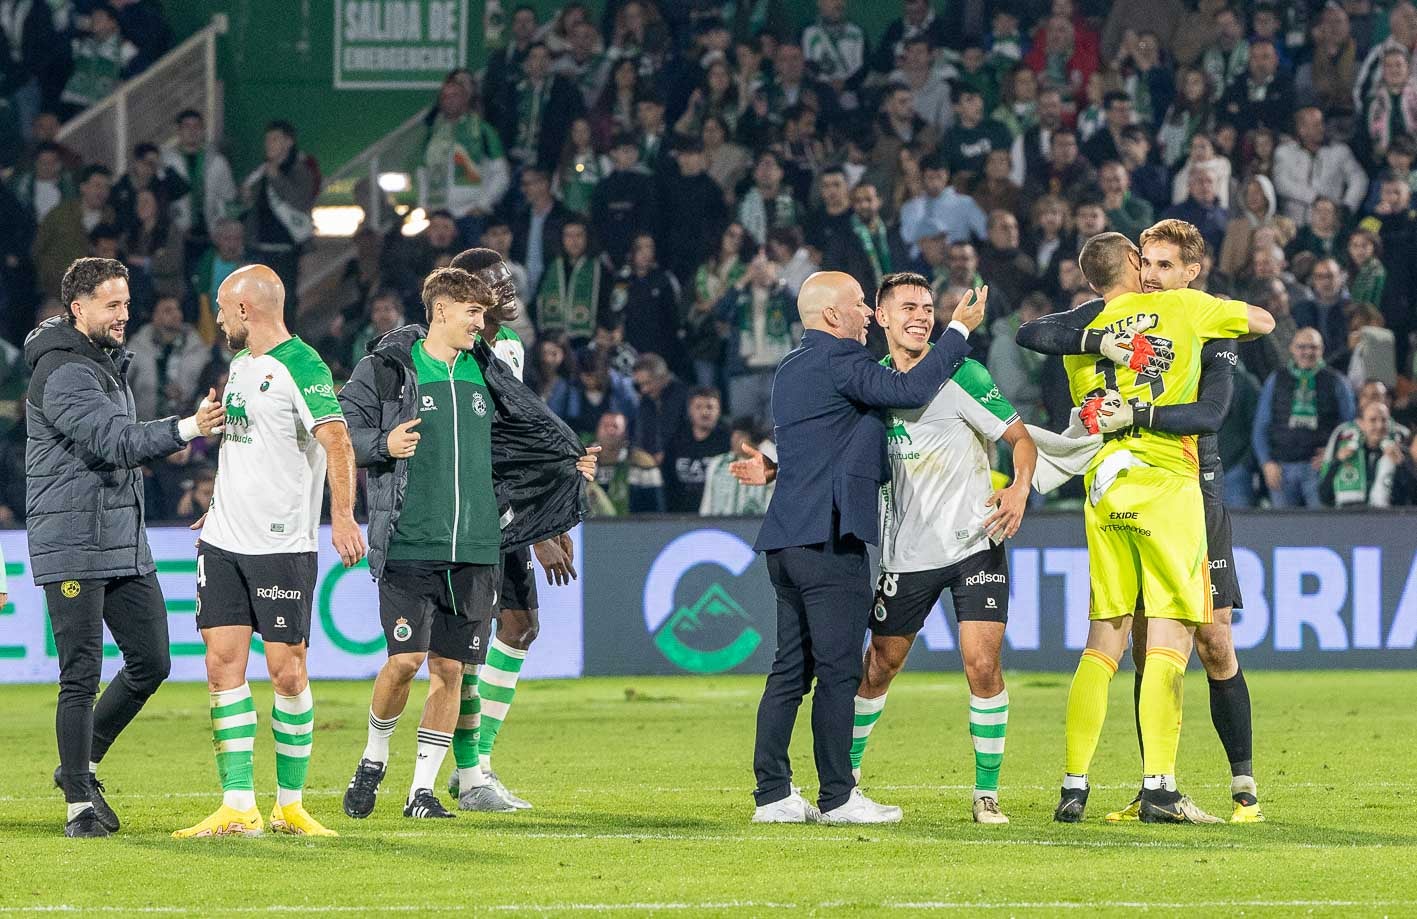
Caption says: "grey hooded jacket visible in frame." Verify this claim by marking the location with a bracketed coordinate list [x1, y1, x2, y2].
[24, 317, 188, 585]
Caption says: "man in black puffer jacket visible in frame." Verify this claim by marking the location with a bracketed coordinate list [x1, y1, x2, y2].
[25, 258, 223, 838]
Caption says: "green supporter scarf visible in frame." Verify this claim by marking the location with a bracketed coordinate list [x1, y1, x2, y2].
[422, 114, 498, 207]
[737, 286, 793, 351]
[515, 80, 548, 157]
[1288, 359, 1324, 430]
[850, 215, 892, 285]
[694, 258, 745, 305]
[1328, 431, 1371, 506]
[538, 257, 600, 340]
[1350, 259, 1387, 309]
[603, 460, 632, 516]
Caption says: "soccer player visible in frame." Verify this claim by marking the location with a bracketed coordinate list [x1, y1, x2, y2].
[443, 247, 578, 810]
[732, 273, 1034, 824]
[174, 265, 366, 839]
[1017, 219, 1265, 823]
[339, 268, 508, 820]
[339, 268, 593, 819]
[27, 257, 224, 837]
[1033, 232, 1273, 823]
[849, 273, 1036, 825]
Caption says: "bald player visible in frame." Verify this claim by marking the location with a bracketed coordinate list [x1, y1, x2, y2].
[750, 270, 983, 825]
[174, 265, 366, 839]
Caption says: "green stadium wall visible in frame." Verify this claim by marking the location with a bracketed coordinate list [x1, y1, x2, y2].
[163, 0, 910, 180]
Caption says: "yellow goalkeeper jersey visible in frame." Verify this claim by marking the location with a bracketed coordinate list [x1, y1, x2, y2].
[1064, 288, 1250, 478]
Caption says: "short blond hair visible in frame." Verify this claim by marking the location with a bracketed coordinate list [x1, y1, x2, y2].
[1140, 218, 1207, 267]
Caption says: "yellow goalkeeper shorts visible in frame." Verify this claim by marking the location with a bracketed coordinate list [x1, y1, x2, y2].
[1083, 464, 1213, 625]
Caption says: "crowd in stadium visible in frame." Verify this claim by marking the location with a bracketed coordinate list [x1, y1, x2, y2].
[5, 0, 1417, 521]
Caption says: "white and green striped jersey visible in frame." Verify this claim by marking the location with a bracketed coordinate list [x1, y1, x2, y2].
[879, 357, 1019, 573]
[491, 326, 525, 382]
[202, 336, 345, 555]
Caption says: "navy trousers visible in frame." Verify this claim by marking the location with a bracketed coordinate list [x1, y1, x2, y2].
[752, 536, 872, 813]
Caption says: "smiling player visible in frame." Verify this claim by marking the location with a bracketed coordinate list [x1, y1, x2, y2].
[1017, 219, 1265, 822]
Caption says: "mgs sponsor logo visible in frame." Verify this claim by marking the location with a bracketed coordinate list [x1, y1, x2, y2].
[256, 585, 303, 601]
[303, 382, 335, 399]
[964, 571, 1006, 587]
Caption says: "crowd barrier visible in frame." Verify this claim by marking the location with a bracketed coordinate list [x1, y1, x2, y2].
[2, 511, 1415, 682]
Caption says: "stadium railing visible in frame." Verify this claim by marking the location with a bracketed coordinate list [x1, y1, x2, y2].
[297, 109, 432, 309]
[56, 14, 230, 173]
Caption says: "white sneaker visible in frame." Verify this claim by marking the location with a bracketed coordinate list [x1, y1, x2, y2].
[972, 796, 1009, 825]
[751, 788, 820, 824]
[820, 787, 902, 824]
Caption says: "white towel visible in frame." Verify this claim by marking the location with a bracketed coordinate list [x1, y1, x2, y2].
[1027, 415, 1103, 494]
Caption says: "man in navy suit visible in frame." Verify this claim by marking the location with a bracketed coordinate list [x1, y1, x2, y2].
[749, 271, 986, 824]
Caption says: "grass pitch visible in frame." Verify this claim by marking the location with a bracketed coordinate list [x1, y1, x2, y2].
[2, 670, 1416, 917]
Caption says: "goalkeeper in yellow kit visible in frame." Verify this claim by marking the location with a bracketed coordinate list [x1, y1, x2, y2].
[1046, 232, 1274, 823]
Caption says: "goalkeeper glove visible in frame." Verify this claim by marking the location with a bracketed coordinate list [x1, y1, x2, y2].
[1079, 390, 1151, 435]
[1083, 317, 1175, 375]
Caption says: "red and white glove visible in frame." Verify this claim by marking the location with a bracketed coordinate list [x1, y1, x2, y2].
[1086, 317, 1175, 375]
[1079, 390, 1136, 435]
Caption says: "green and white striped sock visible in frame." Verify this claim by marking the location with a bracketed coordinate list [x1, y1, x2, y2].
[969, 690, 1009, 800]
[453, 665, 489, 789]
[477, 637, 527, 770]
[272, 686, 314, 807]
[850, 694, 888, 776]
[211, 683, 257, 811]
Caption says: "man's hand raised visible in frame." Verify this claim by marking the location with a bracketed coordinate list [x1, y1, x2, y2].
[950, 286, 988, 333]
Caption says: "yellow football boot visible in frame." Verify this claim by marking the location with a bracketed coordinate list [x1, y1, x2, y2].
[1104, 796, 1142, 823]
[1231, 798, 1265, 823]
[173, 804, 264, 838]
[271, 801, 339, 836]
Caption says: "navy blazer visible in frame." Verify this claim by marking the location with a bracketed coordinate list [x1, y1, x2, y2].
[754, 328, 971, 552]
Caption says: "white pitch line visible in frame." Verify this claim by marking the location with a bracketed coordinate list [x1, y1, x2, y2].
[2, 900, 1415, 914]
[382, 831, 1395, 851]
[0, 779, 1403, 803]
